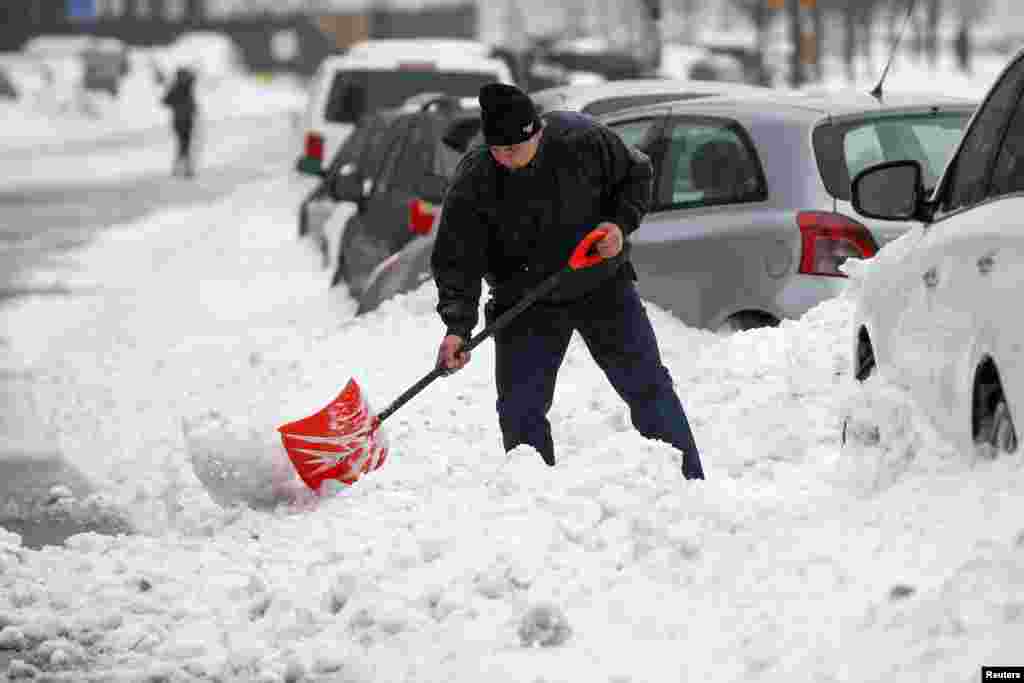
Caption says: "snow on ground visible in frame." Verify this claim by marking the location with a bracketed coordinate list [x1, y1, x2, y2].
[0, 70, 306, 189]
[0, 66, 305, 156]
[1, 165, 1022, 682]
[0, 106, 301, 190]
[1, 54, 1022, 682]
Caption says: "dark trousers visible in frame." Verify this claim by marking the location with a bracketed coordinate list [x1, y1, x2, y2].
[490, 272, 704, 479]
[173, 117, 194, 166]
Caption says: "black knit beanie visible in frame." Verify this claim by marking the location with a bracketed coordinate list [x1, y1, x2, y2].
[478, 82, 542, 146]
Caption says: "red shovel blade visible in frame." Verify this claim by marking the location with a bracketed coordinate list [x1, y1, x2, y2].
[277, 379, 389, 492]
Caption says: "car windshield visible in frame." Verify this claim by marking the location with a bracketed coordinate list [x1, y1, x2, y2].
[328, 116, 377, 172]
[813, 111, 971, 200]
[324, 69, 498, 124]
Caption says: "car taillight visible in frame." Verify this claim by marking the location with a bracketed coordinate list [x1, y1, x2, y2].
[797, 211, 878, 277]
[409, 199, 437, 235]
[304, 132, 324, 162]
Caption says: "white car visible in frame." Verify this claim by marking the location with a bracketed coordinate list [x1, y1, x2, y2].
[343, 39, 496, 60]
[848, 48, 1024, 458]
[296, 42, 514, 177]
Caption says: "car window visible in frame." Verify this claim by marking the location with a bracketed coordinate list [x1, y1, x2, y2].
[988, 104, 1024, 197]
[441, 117, 482, 154]
[848, 116, 965, 191]
[813, 112, 970, 200]
[607, 118, 659, 149]
[357, 115, 401, 180]
[372, 119, 414, 194]
[436, 142, 465, 179]
[658, 117, 766, 209]
[393, 120, 434, 190]
[942, 58, 1024, 212]
[324, 69, 499, 124]
[434, 116, 482, 179]
[326, 116, 375, 174]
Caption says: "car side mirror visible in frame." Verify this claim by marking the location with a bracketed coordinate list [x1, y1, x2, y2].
[330, 170, 365, 203]
[851, 160, 924, 221]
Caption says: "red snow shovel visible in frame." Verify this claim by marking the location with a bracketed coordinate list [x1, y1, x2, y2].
[278, 227, 611, 492]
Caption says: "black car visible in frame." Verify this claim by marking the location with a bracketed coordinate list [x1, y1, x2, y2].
[298, 92, 479, 270]
[297, 106, 401, 265]
[327, 95, 481, 295]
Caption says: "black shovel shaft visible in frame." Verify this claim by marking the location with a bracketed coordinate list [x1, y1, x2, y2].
[375, 267, 566, 423]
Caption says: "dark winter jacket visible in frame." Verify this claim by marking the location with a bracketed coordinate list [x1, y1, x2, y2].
[430, 110, 653, 339]
[162, 72, 196, 125]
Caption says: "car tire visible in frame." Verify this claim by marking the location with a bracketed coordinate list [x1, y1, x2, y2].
[855, 331, 876, 382]
[978, 399, 1018, 456]
[993, 401, 1018, 454]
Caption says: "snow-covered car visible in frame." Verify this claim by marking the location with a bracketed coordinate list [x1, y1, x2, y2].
[297, 92, 477, 267]
[22, 35, 128, 95]
[295, 43, 514, 177]
[343, 38, 496, 60]
[848, 48, 1024, 458]
[164, 31, 245, 83]
[298, 106, 406, 268]
[0, 54, 49, 99]
[329, 95, 478, 295]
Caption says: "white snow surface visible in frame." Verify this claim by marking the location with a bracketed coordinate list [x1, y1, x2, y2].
[1, 58, 1022, 682]
[0, 68, 305, 156]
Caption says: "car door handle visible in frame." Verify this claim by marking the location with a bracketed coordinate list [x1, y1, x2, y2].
[923, 267, 939, 288]
[977, 253, 995, 275]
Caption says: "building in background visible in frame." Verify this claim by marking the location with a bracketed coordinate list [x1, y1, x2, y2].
[0, 0, 479, 76]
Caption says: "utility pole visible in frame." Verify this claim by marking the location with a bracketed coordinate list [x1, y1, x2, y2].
[788, 0, 804, 88]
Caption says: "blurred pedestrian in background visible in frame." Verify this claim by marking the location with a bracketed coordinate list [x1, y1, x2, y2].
[162, 67, 197, 178]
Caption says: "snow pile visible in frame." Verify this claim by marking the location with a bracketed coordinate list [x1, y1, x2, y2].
[2, 51, 1023, 680]
[1, 170, 1021, 681]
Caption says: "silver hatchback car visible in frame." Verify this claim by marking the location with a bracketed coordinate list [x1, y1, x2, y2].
[599, 90, 974, 331]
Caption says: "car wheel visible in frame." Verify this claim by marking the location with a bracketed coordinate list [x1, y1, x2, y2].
[992, 401, 1018, 454]
[715, 311, 779, 335]
[974, 359, 1018, 457]
[978, 399, 1018, 456]
[855, 329, 876, 382]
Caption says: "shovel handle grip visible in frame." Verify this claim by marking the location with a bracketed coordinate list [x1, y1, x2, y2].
[569, 227, 608, 270]
[376, 229, 608, 424]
